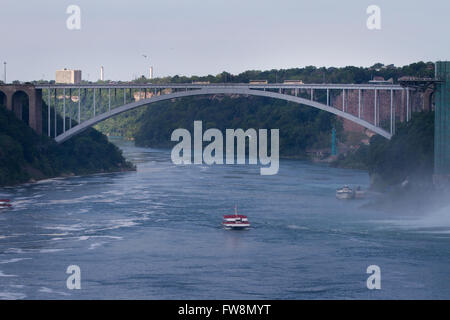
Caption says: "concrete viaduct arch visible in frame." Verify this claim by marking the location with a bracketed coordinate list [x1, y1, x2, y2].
[0, 85, 42, 134]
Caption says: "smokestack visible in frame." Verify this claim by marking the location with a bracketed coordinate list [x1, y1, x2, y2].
[100, 66, 104, 81]
[149, 66, 153, 79]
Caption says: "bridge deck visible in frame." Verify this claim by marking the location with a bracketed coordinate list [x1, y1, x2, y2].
[35, 83, 404, 91]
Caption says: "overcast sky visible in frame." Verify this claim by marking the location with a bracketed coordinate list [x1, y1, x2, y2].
[0, 0, 449, 81]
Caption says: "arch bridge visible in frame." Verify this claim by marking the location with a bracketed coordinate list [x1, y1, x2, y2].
[1, 70, 448, 184]
[26, 82, 414, 143]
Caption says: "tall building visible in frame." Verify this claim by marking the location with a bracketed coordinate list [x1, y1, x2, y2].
[149, 66, 153, 79]
[435, 61, 450, 180]
[100, 66, 104, 81]
[55, 69, 82, 84]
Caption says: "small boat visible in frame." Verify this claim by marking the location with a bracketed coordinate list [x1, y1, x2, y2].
[336, 186, 354, 200]
[0, 199, 12, 208]
[222, 206, 250, 230]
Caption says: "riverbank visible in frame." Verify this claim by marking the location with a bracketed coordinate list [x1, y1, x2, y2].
[330, 111, 435, 192]
[0, 106, 135, 187]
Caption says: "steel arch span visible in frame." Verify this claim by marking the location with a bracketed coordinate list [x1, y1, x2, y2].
[55, 87, 392, 143]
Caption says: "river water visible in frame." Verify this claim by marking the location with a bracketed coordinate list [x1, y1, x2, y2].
[0, 139, 449, 299]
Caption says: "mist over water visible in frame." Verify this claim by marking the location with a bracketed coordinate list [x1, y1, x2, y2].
[0, 139, 449, 299]
[374, 201, 450, 233]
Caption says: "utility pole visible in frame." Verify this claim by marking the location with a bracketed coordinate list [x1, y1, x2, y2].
[3, 62, 6, 83]
[142, 54, 150, 79]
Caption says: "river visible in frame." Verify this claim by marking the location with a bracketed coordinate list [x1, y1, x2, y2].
[0, 138, 449, 299]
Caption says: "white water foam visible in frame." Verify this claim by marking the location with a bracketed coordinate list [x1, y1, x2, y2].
[5, 248, 64, 254]
[50, 235, 123, 241]
[42, 223, 86, 232]
[370, 203, 450, 233]
[0, 235, 17, 240]
[88, 242, 104, 250]
[287, 224, 309, 230]
[0, 292, 26, 299]
[39, 287, 70, 296]
[47, 194, 105, 205]
[0, 270, 17, 277]
[0, 258, 32, 264]
[9, 285, 25, 289]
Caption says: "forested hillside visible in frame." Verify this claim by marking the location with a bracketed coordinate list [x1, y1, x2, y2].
[332, 111, 434, 190]
[133, 95, 340, 157]
[0, 103, 134, 186]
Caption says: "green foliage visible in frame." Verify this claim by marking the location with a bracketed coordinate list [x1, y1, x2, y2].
[366, 111, 434, 186]
[0, 103, 134, 186]
[133, 96, 340, 157]
[333, 111, 435, 188]
[95, 108, 147, 138]
[139, 61, 434, 85]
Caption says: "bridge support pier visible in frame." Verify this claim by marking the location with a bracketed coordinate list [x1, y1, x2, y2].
[29, 89, 42, 135]
[423, 87, 434, 112]
[12, 93, 23, 119]
[0, 85, 42, 135]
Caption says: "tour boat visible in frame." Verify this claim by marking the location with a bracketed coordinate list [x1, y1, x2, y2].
[0, 199, 12, 208]
[222, 206, 250, 230]
[336, 186, 354, 200]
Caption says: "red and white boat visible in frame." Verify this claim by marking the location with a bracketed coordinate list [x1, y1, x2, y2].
[0, 199, 12, 208]
[222, 206, 250, 230]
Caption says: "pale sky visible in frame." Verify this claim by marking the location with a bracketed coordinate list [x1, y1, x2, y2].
[0, 0, 449, 82]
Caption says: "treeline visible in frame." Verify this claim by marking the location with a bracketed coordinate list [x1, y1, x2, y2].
[0, 103, 134, 186]
[133, 61, 435, 84]
[332, 111, 435, 190]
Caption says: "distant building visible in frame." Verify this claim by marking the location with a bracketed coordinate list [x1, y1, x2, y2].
[249, 80, 268, 85]
[100, 66, 104, 81]
[56, 69, 81, 84]
[369, 76, 393, 84]
[192, 81, 210, 84]
[283, 80, 304, 84]
[149, 66, 153, 79]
